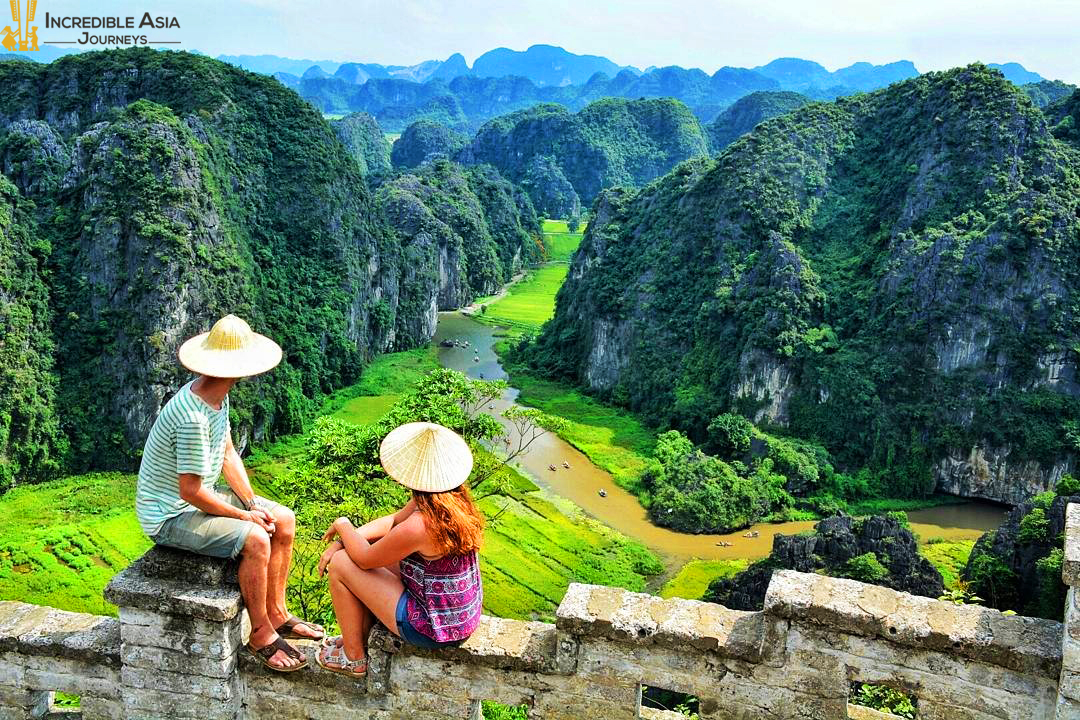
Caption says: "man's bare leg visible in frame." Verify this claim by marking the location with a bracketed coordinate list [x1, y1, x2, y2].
[240, 527, 301, 669]
[263, 506, 321, 639]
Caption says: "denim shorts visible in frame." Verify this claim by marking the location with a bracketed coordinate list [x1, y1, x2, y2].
[395, 592, 461, 650]
[151, 489, 283, 559]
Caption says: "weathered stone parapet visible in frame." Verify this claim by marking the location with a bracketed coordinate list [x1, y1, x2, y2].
[3, 534, 1080, 719]
[765, 569, 1063, 678]
[0, 601, 120, 719]
[555, 583, 768, 660]
[1060, 503, 1080, 719]
[1064, 502, 1080, 587]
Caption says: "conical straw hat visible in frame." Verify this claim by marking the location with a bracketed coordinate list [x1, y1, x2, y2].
[379, 422, 474, 492]
[177, 314, 282, 378]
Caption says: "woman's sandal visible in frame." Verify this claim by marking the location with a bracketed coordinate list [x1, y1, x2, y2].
[248, 635, 308, 672]
[316, 640, 367, 677]
[275, 615, 326, 641]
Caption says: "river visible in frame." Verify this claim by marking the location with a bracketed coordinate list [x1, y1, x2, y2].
[434, 311, 1006, 566]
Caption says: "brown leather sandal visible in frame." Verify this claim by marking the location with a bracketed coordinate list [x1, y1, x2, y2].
[275, 615, 326, 641]
[248, 636, 308, 672]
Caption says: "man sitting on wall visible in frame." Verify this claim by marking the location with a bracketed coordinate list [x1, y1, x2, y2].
[135, 314, 324, 672]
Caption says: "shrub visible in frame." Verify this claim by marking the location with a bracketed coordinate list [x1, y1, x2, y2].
[850, 684, 916, 719]
[706, 413, 754, 457]
[1056, 474, 1080, 496]
[843, 552, 889, 583]
[1018, 507, 1050, 544]
[966, 552, 1018, 609]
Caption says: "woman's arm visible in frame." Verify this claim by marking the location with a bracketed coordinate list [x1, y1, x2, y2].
[323, 514, 428, 570]
[352, 499, 418, 542]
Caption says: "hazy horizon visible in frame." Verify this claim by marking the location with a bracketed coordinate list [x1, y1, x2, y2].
[16, 0, 1080, 83]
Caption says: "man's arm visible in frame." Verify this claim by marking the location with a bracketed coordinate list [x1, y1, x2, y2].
[221, 433, 259, 511]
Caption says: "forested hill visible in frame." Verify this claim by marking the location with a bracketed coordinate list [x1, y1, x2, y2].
[523, 64, 1080, 505]
[459, 98, 709, 217]
[705, 91, 812, 152]
[0, 49, 538, 484]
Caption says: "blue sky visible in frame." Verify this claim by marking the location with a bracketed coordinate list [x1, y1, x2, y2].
[26, 0, 1080, 82]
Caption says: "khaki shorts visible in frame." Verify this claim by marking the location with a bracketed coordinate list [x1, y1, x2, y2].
[151, 488, 284, 559]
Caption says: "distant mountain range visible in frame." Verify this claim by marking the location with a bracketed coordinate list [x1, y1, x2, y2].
[0, 43, 1057, 132]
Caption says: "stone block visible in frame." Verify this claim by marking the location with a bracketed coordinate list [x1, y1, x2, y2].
[79, 696, 125, 720]
[1065, 503, 1080, 587]
[121, 665, 238, 701]
[371, 615, 558, 672]
[121, 642, 236, 679]
[120, 686, 242, 720]
[0, 602, 119, 667]
[764, 569, 1063, 677]
[105, 566, 242, 622]
[555, 583, 767, 661]
[130, 545, 239, 587]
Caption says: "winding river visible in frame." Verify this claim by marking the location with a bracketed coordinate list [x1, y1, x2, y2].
[434, 311, 1006, 566]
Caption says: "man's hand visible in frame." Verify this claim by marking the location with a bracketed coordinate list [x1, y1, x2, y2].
[248, 508, 276, 535]
[318, 542, 342, 577]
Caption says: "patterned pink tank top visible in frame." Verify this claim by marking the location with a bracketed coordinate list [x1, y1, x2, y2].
[400, 549, 483, 642]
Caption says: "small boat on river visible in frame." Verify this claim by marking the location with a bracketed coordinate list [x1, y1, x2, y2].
[598, 488, 607, 497]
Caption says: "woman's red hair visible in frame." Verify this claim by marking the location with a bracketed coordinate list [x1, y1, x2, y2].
[413, 484, 485, 555]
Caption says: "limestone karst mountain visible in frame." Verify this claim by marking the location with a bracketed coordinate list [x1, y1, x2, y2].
[522, 64, 1080, 505]
[0, 49, 538, 479]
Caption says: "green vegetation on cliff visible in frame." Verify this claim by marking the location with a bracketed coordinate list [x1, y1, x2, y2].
[0, 176, 62, 488]
[523, 65, 1080, 510]
[390, 119, 468, 169]
[705, 90, 811, 152]
[463, 98, 709, 216]
[331, 111, 392, 179]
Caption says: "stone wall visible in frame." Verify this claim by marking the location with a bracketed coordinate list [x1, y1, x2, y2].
[1, 506, 1078, 720]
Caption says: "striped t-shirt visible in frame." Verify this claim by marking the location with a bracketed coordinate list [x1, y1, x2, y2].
[136, 381, 231, 536]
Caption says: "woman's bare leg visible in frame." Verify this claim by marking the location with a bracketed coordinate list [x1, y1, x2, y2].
[327, 554, 405, 662]
[328, 560, 402, 649]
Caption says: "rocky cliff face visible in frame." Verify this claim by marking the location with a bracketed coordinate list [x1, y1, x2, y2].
[0, 174, 61, 489]
[460, 98, 709, 217]
[0, 49, 519, 475]
[331, 112, 392, 179]
[377, 159, 541, 311]
[706, 514, 944, 610]
[527, 65, 1080, 503]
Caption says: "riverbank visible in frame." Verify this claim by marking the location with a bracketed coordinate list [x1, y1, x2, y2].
[433, 311, 1006, 573]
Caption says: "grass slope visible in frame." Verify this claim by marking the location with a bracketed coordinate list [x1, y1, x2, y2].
[920, 540, 975, 590]
[0, 473, 150, 615]
[659, 559, 749, 600]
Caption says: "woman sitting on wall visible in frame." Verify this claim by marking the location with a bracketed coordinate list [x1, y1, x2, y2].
[316, 422, 485, 676]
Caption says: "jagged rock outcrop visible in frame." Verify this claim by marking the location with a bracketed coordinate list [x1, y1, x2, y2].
[706, 514, 944, 610]
[963, 491, 1079, 619]
[0, 49, 529, 476]
[390, 119, 467, 169]
[526, 65, 1080, 503]
[330, 111, 391, 179]
[460, 97, 708, 216]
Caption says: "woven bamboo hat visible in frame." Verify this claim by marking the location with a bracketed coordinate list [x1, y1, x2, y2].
[379, 422, 474, 492]
[177, 314, 282, 378]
